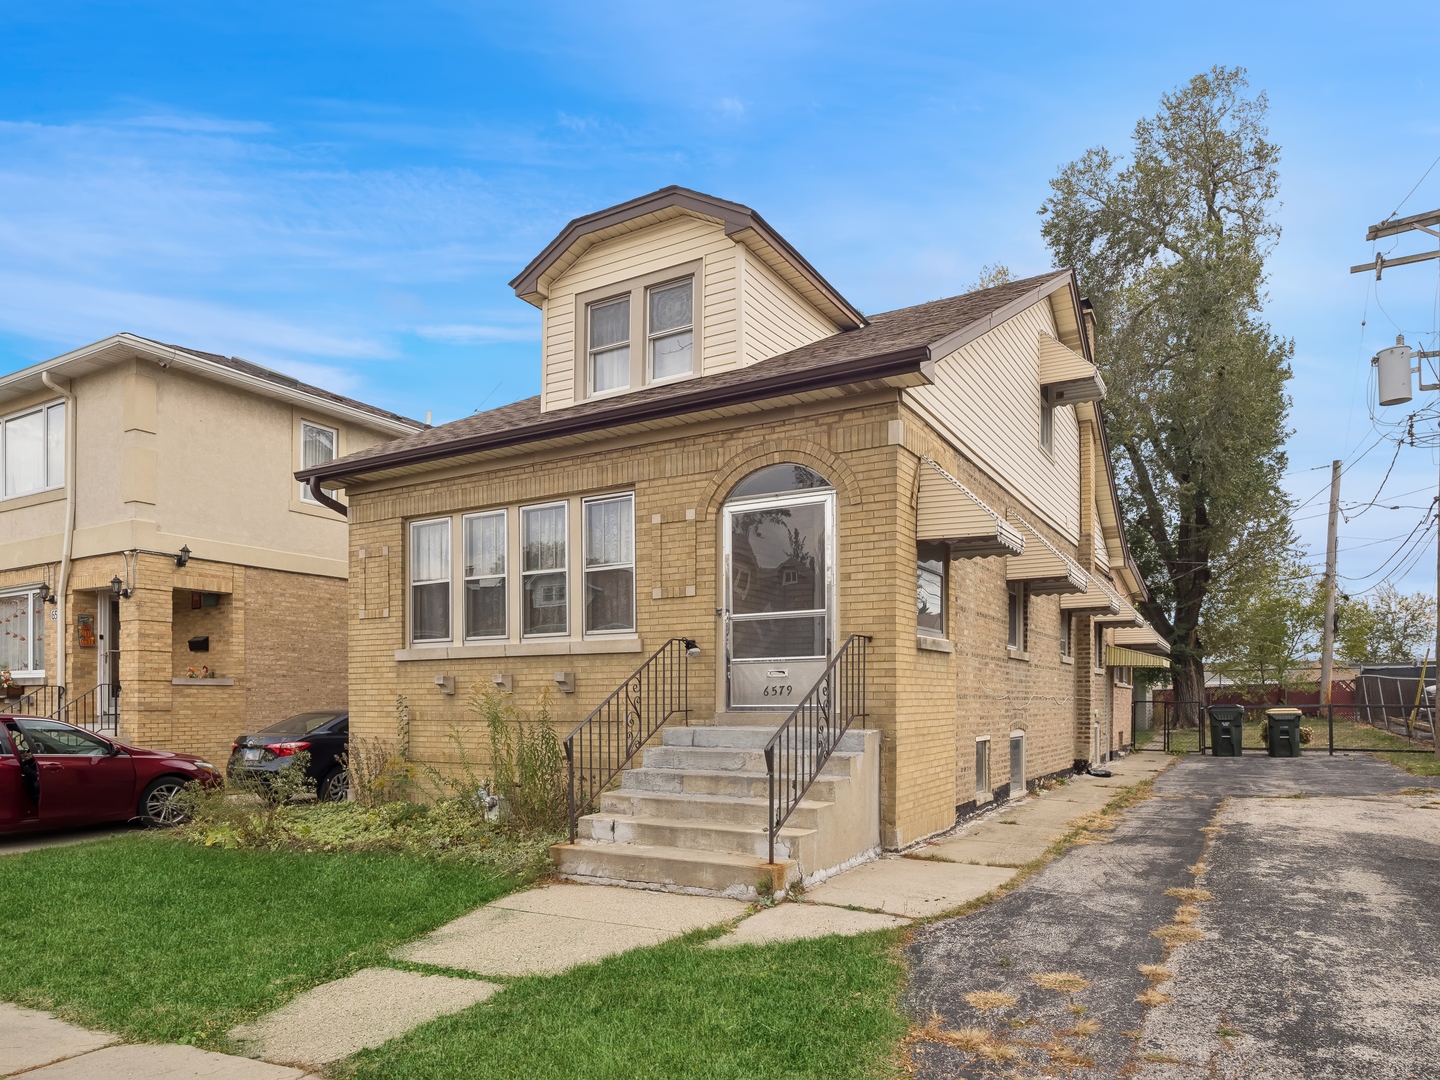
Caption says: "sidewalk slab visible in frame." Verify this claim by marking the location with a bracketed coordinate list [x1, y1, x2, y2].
[20, 1043, 306, 1079]
[0, 1004, 118, 1076]
[708, 902, 907, 947]
[230, 967, 500, 1065]
[806, 858, 1016, 918]
[395, 883, 746, 976]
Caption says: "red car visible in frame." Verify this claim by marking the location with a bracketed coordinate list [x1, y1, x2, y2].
[0, 715, 222, 834]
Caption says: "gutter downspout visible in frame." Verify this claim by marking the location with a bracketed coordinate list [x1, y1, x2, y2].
[41, 371, 76, 693]
[308, 476, 348, 518]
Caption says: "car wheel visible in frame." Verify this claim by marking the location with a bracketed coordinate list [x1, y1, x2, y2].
[138, 777, 190, 827]
[320, 766, 349, 803]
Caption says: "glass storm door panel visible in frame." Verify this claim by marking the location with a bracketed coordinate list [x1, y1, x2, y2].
[725, 492, 835, 708]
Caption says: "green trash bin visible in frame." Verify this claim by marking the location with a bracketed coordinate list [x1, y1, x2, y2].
[1208, 705, 1244, 757]
[1265, 708, 1303, 757]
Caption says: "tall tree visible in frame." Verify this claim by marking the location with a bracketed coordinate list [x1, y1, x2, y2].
[1337, 583, 1436, 666]
[1040, 66, 1294, 708]
[1204, 552, 1321, 699]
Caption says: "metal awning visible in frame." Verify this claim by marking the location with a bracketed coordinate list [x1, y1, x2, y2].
[1039, 332, 1106, 405]
[1113, 622, 1171, 656]
[1107, 645, 1171, 668]
[1093, 594, 1144, 627]
[1060, 573, 1121, 615]
[1006, 515, 1088, 596]
[917, 457, 1025, 558]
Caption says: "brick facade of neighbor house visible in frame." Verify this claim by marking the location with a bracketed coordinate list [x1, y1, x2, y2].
[0, 334, 422, 770]
[307, 187, 1168, 857]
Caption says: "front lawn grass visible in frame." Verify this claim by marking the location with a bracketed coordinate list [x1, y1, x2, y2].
[0, 834, 522, 1047]
[337, 927, 909, 1080]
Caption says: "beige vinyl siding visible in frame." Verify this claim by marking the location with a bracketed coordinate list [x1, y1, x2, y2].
[905, 301, 1082, 545]
[1092, 502, 1110, 570]
[740, 245, 839, 364]
[540, 216, 738, 410]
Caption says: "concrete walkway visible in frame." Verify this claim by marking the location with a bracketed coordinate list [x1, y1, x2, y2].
[4, 754, 1165, 1075]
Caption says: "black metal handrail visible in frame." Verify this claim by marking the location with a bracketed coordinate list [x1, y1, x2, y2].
[57, 685, 111, 734]
[563, 637, 696, 843]
[6, 684, 66, 718]
[764, 634, 870, 865]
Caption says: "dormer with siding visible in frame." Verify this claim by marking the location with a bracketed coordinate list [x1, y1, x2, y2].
[509, 187, 867, 411]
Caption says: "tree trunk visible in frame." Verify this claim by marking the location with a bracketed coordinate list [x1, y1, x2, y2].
[1173, 654, 1206, 731]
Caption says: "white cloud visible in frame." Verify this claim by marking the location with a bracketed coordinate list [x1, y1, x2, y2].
[414, 323, 538, 344]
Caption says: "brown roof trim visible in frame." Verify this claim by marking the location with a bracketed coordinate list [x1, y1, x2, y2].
[299, 344, 931, 483]
[508, 186, 867, 330]
[926, 271, 1075, 359]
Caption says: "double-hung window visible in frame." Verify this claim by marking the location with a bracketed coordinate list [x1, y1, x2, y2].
[648, 278, 693, 382]
[410, 519, 451, 643]
[588, 296, 631, 395]
[463, 510, 507, 640]
[522, 503, 568, 636]
[2, 402, 64, 499]
[300, 420, 338, 504]
[1007, 582, 1028, 651]
[584, 494, 634, 634]
[0, 588, 45, 676]
[916, 542, 946, 636]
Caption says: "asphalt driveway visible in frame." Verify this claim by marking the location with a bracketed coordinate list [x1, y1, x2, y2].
[904, 753, 1440, 1079]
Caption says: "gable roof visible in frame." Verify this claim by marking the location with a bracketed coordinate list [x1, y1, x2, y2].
[302, 270, 1077, 486]
[509, 186, 868, 331]
[0, 333, 424, 435]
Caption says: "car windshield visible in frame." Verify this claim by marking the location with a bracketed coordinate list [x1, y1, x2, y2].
[259, 712, 343, 735]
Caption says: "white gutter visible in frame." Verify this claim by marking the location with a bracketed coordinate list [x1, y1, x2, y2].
[40, 371, 76, 691]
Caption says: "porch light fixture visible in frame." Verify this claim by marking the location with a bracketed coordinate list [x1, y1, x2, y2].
[176, 545, 191, 568]
[681, 638, 701, 658]
[36, 582, 54, 605]
[110, 576, 132, 600]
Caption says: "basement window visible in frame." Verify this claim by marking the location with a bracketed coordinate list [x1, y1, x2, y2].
[975, 737, 991, 798]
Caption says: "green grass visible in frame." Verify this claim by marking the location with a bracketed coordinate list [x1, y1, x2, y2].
[0, 834, 522, 1047]
[335, 928, 909, 1080]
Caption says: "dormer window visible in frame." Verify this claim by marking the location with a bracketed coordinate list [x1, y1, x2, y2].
[588, 296, 631, 395]
[648, 278, 693, 382]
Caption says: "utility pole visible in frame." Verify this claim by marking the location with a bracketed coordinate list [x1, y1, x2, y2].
[1319, 460, 1341, 706]
[1353, 207, 1440, 753]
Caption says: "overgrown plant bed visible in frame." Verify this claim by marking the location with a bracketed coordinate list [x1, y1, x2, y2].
[170, 795, 562, 877]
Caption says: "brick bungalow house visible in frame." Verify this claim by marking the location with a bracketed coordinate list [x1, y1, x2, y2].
[0, 334, 423, 769]
[300, 187, 1169, 895]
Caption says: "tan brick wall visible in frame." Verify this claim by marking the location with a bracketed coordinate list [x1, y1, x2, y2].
[344, 394, 1141, 849]
[241, 566, 349, 725]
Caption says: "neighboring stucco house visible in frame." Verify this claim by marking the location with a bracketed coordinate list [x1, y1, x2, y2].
[301, 186, 1169, 895]
[0, 334, 423, 766]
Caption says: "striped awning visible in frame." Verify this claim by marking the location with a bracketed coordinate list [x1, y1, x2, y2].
[1006, 515, 1088, 596]
[917, 457, 1025, 558]
[1107, 645, 1171, 668]
[1113, 622, 1171, 656]
[1093, 594, 1144, 627]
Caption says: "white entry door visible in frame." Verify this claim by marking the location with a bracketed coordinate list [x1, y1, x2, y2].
[724, 489, 836, 709]
[96, 595, 120, 722]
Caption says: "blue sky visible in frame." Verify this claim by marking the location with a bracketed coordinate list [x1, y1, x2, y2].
[2, 1, 1439, 594]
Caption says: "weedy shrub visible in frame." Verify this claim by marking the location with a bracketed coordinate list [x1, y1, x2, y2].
[470, 687, 566, 832]
[346, 736, 413, 807]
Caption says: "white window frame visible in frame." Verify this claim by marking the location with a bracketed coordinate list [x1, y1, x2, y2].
[587, 295, 632, 398]
[409, 518, 452, 645]
[1, 400, 65, 501]
[462, 509, 508, 642]
[975, 736, 991, 798]
[1007, 582, 1028, 651]
[0, 586, 46, 679]
[583, 492, 636, 637]
[298, 420, 339, 505]
[1060, 610, 1072, 658]
[521, 501, 570, 639]
[646, 276, 695, 385]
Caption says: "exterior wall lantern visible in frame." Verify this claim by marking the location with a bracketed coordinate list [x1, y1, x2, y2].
[176, 545, 191, 568]
[682, 637, 701, 658]
[110, 576, 132, 600]
[36, 582, 54, 605]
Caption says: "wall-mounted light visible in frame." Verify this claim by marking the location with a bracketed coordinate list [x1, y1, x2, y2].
[681, 637, 701, 658]
[36, 582, 54, 605]
[110, 576, 132, 600]
[176, 545, 191, 568]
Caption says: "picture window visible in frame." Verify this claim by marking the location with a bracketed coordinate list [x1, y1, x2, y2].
[0, 587, 45, 676]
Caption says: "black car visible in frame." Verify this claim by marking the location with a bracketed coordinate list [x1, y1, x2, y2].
[227, 711, 348, 801]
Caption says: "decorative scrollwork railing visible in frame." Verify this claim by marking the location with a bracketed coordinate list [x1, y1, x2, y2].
[764, 634, 870, 865]
[563, 637, 696, 843]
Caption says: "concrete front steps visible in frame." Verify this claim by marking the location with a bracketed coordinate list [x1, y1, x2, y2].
[552, 723, 881, 899]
